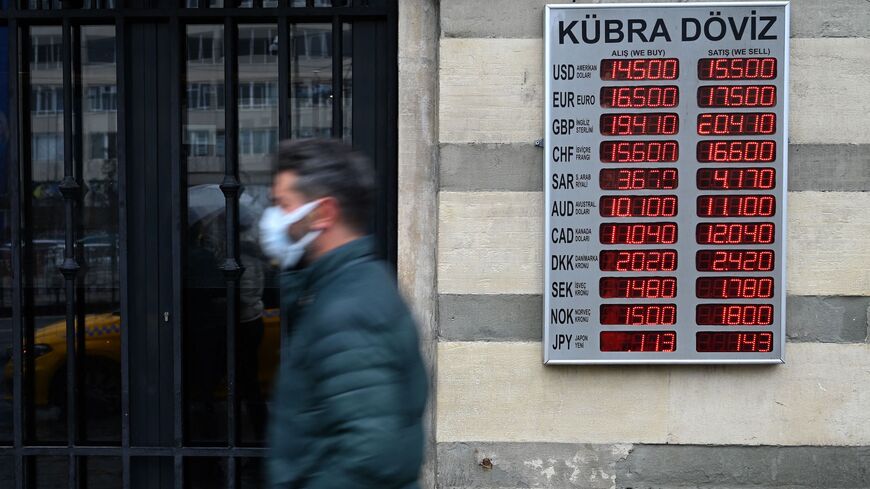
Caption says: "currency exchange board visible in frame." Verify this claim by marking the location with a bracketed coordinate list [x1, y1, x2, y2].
[543, 2, 789, 364]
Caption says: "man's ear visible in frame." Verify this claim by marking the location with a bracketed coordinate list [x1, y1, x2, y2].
[308, 197, 340, 231]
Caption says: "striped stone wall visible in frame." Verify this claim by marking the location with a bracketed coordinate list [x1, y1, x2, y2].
[431, 1, 870, 487]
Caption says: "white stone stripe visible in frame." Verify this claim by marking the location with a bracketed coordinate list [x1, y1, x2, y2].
[437, 191, 870, 296]
[439, 38, 870, 144]
[437, 341, 870, 445]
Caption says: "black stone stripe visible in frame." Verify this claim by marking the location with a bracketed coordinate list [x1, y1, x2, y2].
[439, 143, 870, 192]
[439, 294, 870, 343]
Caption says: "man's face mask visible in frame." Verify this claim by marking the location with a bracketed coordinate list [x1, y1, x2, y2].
[258, 200, 321, 269]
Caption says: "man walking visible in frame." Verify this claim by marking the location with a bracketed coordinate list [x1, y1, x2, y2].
[260, 139, 428, 489]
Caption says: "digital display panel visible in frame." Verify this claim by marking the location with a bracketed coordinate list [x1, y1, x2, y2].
[600, 58, 679, 80]
[697, 85, 776, 107]
[600, 331, 677, 352]
[697, 112, 776, 135]
[696, 140, 776, 163]
[697, 57, 777, 80]
[696, 250, 775, 272]
[599, 168, 679, 190]
[600, 141, 679, 163]
[696, 332, 774, 352]
[599, 223, 678, 245]
[696, 304, 773, 326]
[600, 195, 678, 217]
[600, 277, 677, 299]
[697, 195, 776, 217]
[601, 85, 679, 108]
[545, 3, 788, 364]
[601, 113, 679, 135]
[599, 250, 677, 272]
[601, 304, 677, 325]
[696, 168, 776, 190]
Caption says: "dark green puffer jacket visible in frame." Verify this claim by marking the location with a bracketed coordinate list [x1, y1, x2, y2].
[268, 237, 429, 489]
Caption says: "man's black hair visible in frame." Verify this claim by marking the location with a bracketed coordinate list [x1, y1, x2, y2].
[272, 138, 375, 232]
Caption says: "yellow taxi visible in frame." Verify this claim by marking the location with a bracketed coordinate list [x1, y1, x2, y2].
[3, 309, 282, 410]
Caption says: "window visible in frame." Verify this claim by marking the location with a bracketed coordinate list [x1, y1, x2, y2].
[32, 133, 64, 161]
[238, 26, 278, 62]
[185, 129, 226, 157]
[89, 133, 118, 160]
[239, 128, 277, 155]
[31, 86, 64, 114]
[187, 32, 222, 63]
[187, 83, 225, 110]
[239, 81, 277, 109]
[85, 36, 116, 64]
[87, 85, 117, 112]
[31, 34, 63, 66]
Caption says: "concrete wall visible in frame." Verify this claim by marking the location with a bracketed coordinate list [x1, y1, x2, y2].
[428, 0, 870, 487]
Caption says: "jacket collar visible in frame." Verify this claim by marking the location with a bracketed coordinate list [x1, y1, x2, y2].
[281, 236, 376, 301]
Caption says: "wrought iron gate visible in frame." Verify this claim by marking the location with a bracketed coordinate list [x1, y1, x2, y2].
[0, 0, 397, 487]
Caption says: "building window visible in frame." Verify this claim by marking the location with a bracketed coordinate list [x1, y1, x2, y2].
[32, 133, 64, 161]
[187, 82, 225, 110]
[31, 86, 64, 114]
[238, 26, 278, 62]
[239, 127, 277, 155]
[85, 36, 116, 64]
[89, 132, 118, 160]
[185, 129, 226, 157]
[87, 85, 118, 112]
[187, 31, 223, 63]
[31, 34, 63, 67]
[239, 81, 278, 109]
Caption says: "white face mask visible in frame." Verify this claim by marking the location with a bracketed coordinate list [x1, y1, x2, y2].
[258, 201, 322, 269]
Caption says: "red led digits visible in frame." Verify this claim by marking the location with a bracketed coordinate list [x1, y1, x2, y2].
[600, 141, 679, 163]
[697, 113, 776, 135]
[600, 331, 677, 352]
[697, 140, 776, 163]
[697, 195, 776, 217]
[599, 250, 677, 272]
[600, 195, 678, 218]
[696, 332, 774, 352]
[600, 168, 679, 190]
[696, 304, 774, 326]
[600, 277, 677, 299]
[697, 168, 776, 190]
[601, 113, 679, 136]
[698, 57, 777, 80]
[601, 85, 679, 108]
[696, 222, 775, 245]
[696, 250, 775, 272]
[601, 58, 679, 81]
[601, 304, 677, 325]
[696, 277, 774, 299]
[698, 85, 776, 108]
[601, 223, 678, 245]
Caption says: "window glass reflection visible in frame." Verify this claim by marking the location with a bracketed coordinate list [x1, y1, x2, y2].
[0, 24, 10, 443]
[290, 23, 332, 138]
[184, 24, 228, 446]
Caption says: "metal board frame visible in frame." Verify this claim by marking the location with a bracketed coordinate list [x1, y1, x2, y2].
[543, 2, 790, 365]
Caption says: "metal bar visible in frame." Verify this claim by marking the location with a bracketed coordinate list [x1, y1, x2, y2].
[71, 22, 88, 448]
[0, 445, 270, 457]
[227, 456, 237, 489]
[221, 16, 242, 455]
[60, 17, 81, 489]
[7, 16, 25, 489]
[331, 15, 341, 138]
[114, 15, 131, 489]
[0, 7, 388, 19]
[278, 18, 288, 139]
[169, 13, 184, 457]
